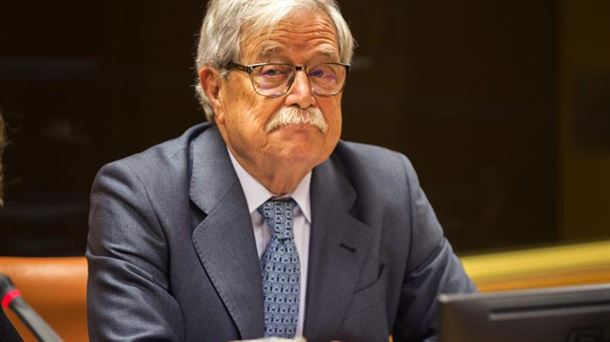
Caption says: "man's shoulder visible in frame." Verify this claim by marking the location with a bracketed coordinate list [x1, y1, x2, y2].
[112, 123, 211, 168]
[334, 140, 414, 173]
[336, 140, 401, 158]
[329, 139, 419, 189]
[95, 123, 214, 184]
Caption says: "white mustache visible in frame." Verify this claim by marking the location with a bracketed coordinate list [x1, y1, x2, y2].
[265, 106, 328, 133]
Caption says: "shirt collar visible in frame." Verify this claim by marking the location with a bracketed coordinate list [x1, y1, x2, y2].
[228, 149, 312, 223]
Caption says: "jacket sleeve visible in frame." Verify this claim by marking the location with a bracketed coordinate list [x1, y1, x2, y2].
[86, 160, 184, 342]
[392, 155, 476, 342]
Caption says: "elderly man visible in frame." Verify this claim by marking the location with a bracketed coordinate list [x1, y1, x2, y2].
[87, 1, 475, 341]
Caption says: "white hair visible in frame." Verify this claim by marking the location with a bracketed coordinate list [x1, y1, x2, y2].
[194, 0, 355, 122]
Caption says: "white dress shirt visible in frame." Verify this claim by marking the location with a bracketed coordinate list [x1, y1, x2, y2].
[228, 150, 311, 337]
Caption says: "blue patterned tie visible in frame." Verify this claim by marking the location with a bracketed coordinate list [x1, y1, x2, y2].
[259, 199, 300, 338]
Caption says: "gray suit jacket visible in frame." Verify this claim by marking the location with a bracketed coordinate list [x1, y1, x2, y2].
[87, 123, 475, 342]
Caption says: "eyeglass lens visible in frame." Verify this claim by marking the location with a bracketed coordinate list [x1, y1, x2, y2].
[250, 63, 346, 97]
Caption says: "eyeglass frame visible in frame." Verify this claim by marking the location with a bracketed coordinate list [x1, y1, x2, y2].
[223, 61, 350, 98]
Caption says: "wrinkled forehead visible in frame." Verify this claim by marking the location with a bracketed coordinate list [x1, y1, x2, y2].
[239, 9, 340, 62]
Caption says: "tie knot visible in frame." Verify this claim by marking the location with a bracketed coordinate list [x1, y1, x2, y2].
[259, 198, 296, 241]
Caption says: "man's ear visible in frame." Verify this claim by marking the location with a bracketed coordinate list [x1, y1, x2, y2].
[198, 66, 224, 120]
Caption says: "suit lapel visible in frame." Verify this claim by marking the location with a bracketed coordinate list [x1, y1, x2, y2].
[304, 157, 375, 338]
[187, 126, 373, 338]
[189, 126, 264, 339]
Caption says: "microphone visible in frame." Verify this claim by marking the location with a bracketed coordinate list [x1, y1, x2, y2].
[0, 273, 63, 342]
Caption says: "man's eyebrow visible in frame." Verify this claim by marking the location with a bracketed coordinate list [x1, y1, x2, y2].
[255, 46, 339, 61]
[319, 48, 338, 59]
[257, 46, 284, 59]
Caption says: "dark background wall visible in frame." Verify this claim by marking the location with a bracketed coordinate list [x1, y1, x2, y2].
[0, 0, 608, 256]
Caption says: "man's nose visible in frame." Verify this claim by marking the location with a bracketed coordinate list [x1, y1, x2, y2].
[285, 70, 315, 109]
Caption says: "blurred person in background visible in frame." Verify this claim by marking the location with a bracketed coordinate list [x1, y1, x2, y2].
[0, 112, 24, 341]
[86, 1, 476, 341]
[0, 112, 5, 207]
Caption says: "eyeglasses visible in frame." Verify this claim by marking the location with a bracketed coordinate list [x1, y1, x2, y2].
[225, 62, 350, 97]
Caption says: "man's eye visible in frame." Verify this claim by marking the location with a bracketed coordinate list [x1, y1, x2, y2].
[310, 67, 336, 80]
[309, 69, 325, 78]
[260, 66, 289, 77]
